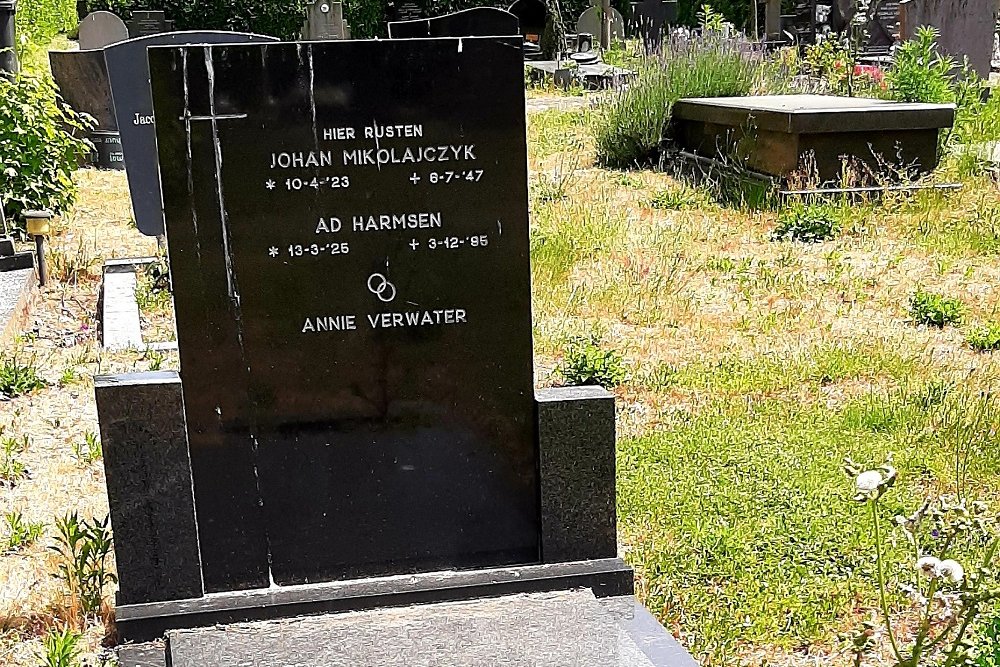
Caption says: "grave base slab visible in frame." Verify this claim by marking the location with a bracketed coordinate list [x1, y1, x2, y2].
[116, 591, 697, 667]
[115, 557, 635, 643]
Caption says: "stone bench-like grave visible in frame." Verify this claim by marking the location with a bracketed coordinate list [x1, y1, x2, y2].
[672, 94, 956, 184]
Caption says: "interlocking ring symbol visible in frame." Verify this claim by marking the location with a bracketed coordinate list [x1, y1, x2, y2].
[367, 273, 396, 303]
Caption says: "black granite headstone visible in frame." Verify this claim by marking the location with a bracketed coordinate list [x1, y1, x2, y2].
[149, 37, 539, 592]
[632, 0, 674, 51]
[388, 7, 519, 38]
[866, 0, 900, 46]
[104, 31, 278, 237]
[126, 9, 173, 37]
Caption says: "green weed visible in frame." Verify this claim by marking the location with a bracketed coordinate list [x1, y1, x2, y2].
[908, 288, 965, 327]
[555, 334, 626, 388]
[3, 511, 45, 553]
[967, 324, 1000, 352]
[649, 185, 709, 211]
[38, 626, 81, 667]
[0, 434, 28, 485]
[50, 512, 116, 615]
[772, 201, 840, 243]
[0, 351, 46, 396]
[71, 431, 101, 465]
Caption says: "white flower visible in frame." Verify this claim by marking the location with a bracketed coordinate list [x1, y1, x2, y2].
[937, 559, 964, 584]
[917, 556, 941, 578]
[855, 470, 883, 493]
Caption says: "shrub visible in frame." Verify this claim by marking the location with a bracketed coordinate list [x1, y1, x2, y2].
[0, 71, 93, 223]
[85, 0, 309, 40]
[967, 323, 1000, 352]
[886, 26, 955, 105]
[593, 31, 759, 168]
[15, 0, 77, 47]
[771, 201, 839, 242]
[908, 288, 964, 328]
[556, 335, 626, 387]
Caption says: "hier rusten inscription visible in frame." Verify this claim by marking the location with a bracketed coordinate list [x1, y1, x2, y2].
[149, 38, 539, 592]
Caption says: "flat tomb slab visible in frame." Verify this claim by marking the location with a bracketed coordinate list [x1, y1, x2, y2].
[0, 268, 36, 347]
[672, 94, 955, 134]
[671, 94, 956, 181]
[167, 590, 658, 667]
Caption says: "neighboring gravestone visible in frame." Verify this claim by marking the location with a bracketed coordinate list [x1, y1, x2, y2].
[576, 5, 626, 42]
[865, 0, 900, 47]
[388, 7, 519, 38]
[509, 0, 547, 41]
[900, 0, 997, 77]
[389, 0, 424, 21]
[49, 49, 117, 130]
[126, 9, 173, 37]
[104, 31, 278, 236]
[302, 0, 348, 40]
[631, 0, 675, 51]
[148, 37, 541, 592]
[78, 10, 129, 50]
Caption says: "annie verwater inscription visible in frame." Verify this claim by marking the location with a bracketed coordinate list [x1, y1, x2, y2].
[148, 38, 539, 592]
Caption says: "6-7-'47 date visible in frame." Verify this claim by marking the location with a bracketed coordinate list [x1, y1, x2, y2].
[427, 170, 484, 184]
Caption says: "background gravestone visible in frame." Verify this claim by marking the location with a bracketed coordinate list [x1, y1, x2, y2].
[149, 36, 540, 592]
[302, 0, 348, 39]
[865, 0, 900, 47]
[900, 0, 997, 77]
[509, 0, 547, 41]
[78, 10, 129, 50]
[104, 31, 278, 237]
[389, 0, 424, 21]
[576, 6, 626, 42]
[387, 7, 519, 38]
[631, 0, 675, 51]
[126, 9, 173, 37]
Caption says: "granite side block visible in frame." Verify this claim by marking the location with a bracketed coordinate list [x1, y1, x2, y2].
[536, 386, 618, 562]
[94, 371, 204, 605]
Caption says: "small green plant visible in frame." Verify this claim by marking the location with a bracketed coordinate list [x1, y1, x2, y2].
[3, 511, 45, 552]
[145, 347, 166, 372]
[649, 185, 706, 211]
[38, 626, 82, 667]
[58, 367, 79, 386]
[909, 288, 965, 328]
[772, 201, 840, 243]
[0, 434, 28, 485]
[887, 27, 956, 105]
[555, 334, 626, 388]
[50, 512, 117, 616]
[71, 431, 102, 465]
[843, 458, 1000, 667]
[967, 323, 1000, 352]
[0, 350, 47, 396]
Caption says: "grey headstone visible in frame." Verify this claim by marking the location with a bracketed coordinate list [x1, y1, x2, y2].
[78, 11, 129, 50]
[103, 31, 279, 237]
[576, 6, 626, 42]
[94, 371, 204, 604]
[900, 0, 997, 77]
[302, 1, 347, 40]
[537, 386, 618, 563]
[167, 591, 656, 667]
